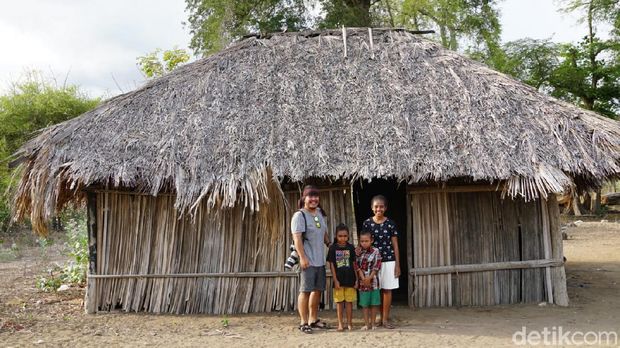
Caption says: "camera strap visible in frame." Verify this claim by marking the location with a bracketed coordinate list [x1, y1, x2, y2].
[298, 209, 308, 241]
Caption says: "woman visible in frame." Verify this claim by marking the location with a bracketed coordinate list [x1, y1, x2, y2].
[361, 194, 400, 329]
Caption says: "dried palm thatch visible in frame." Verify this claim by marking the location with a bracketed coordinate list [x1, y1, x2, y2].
[13, 28, 620, 235]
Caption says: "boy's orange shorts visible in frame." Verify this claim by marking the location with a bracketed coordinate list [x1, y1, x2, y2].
[333, 287, 357, 303]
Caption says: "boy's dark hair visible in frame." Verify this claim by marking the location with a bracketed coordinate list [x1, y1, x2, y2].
[359, 230, 372, 238]
[335, 223, 349, 234]
[333, 223, 349, 244]
[371, 194, 388, 208]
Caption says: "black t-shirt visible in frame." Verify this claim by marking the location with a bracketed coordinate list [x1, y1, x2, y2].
[326, 243, 356, 287]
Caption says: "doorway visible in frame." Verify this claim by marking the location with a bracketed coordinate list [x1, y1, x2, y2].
[352, 178, 408, 303]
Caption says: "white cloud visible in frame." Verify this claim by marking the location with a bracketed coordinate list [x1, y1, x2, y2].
[0, 0, 191, 97]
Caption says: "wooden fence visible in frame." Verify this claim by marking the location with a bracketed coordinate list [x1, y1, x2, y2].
[407, 188, 568, 307]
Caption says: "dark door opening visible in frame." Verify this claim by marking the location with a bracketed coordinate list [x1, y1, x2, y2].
[353, 178, 408, 304]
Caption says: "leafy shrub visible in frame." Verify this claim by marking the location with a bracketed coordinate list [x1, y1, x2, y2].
[36, 214, 88, 291]
[36, 271, 62, 292]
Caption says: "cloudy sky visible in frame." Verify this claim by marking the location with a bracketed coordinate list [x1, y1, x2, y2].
[0, 0, 592, 98]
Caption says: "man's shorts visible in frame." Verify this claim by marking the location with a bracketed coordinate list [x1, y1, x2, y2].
[333, 287, 357, 303]
[358, 289, 381, 307]
[379, 261, 400, 290]
[299, 266, 326, 292]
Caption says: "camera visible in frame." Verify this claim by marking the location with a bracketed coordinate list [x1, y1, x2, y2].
[284, 244, 299, 270]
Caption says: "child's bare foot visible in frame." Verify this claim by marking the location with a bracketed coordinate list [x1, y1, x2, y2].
[347, 324, 353, 331]
[382, 321, 395, 329]
[360, 325, 370, 331]
[337, 324, 344, 332]
[371, 325, 378, 330]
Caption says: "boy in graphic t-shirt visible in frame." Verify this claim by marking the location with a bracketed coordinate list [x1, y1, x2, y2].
[326, 223, 357, 331]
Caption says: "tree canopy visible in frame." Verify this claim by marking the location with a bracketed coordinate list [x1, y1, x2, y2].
[0, 72, 99, 230]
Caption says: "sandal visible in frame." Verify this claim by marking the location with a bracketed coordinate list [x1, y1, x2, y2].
[299, 323, 313, 334]
[310, 319, 329, 329]
[383, 322, 396, 329]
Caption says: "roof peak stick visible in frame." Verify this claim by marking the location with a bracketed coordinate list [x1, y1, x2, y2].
[368, 28, 375, 60]
[342, 26, 347, 58]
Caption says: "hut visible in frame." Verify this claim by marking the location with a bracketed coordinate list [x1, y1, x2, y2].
[12, 28, 620, 314]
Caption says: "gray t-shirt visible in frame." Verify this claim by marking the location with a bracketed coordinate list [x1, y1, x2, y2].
[291, 208, 327, 267]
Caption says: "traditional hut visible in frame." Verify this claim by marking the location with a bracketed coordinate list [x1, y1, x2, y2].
[13, 28, 620, 314]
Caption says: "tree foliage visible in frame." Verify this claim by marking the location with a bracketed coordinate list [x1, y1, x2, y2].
[319, 0, 374, 27]
[184, 0, 503, 58]
[0, 72, 99, 231]
[490, 1, 620, 119]
[399, 0, 502, 52]
[495, 39, 561, 90]
[136, 47, 191, 79]
[185, 0, 308, 56]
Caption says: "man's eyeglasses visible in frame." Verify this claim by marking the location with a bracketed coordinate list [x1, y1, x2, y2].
[314, 215, 321, 228]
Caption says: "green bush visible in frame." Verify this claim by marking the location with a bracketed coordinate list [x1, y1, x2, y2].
[36, 270, 63, 292]
[35, 214, 88, 291]
[0, 71, 99, 233]
[64, 216, 88, 278]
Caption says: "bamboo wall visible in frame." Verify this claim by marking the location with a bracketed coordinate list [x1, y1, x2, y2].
[408, 189, 567, 308]
[86, 185, 356, 314]
[85, 183, 567, 314]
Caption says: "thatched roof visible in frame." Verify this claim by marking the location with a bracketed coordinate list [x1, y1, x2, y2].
[13, 28, 620, 234]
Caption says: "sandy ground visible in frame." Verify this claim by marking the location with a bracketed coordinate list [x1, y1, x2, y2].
[1, 221, 619, 347]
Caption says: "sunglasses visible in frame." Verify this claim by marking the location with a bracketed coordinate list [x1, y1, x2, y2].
[313, 215, 321, 228]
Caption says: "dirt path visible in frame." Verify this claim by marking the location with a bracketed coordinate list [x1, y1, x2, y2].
[1, 222, 619, 347]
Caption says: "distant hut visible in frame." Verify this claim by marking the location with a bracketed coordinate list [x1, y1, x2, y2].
[13, 28, 620, 314]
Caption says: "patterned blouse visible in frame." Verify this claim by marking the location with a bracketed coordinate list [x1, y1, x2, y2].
[362, 218, 398, 262]
[356, 246, 382, 291]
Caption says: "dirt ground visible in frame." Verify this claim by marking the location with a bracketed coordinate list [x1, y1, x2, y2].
[1, 221, 619, 347]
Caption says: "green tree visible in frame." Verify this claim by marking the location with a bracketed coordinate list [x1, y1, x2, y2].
[185, 0, 308, 56]
[185, 0, 503, 59]
[398, 0, 502, 55]
[319, 0, 373, 27]
[550, 0, 620, 118]
[137, 47, 191, 79]
[495, 1, 619, 119]
[0, 72, 99, 231]
[494, 39, 561, 91]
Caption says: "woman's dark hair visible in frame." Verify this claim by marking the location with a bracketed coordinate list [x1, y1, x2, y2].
[298, 184, 327, 216]
[371, 194, 388, 208]
[333, 223, 349, 244]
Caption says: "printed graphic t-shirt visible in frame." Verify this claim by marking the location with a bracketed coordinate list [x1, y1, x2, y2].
[326, 243, 356, 287]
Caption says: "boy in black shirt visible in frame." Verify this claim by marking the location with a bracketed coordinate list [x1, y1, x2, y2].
[326, 223, 357, 331]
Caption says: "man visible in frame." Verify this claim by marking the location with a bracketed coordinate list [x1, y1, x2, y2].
[291, 185, 330, 334]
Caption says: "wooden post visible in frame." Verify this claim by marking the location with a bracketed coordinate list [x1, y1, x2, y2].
[406, 193, 414, 308]
[546, 195, 569, 306]
[341, 26, 347, 58]
[540, 199, 554, 304]
[85, 190, 98, 314]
